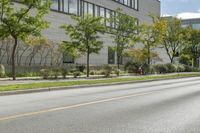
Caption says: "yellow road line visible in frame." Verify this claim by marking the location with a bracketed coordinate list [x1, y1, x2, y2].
[0, 90, 158, 121]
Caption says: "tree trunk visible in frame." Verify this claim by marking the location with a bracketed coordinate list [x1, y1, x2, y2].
[170, 57, 174, 64]
[147, 44, 151, 66]
[117, 54, 120, 69]
[86, 48, 90, 78]
[147, 44, 151, 73]
[12, 37, 18, 80]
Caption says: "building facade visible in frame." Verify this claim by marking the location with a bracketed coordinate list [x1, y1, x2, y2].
[182, 18, 200, 29]
[1, 0, 160, 69]
[47, 0, 160, 66]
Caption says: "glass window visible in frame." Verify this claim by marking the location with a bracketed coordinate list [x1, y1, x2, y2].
[83, 2, 88, 16]
[114, 0, 138, 10]
[94, 5, 99, 17]
[108, 47, 115, 64]
[100, 7, 105, 24]
[106, 9, 111, 27]
[51, 0, 59, 10]
[69, 0, 78, 14]
[88, 3, 93, 16]
[135, 0, 138, 10]
[124, 0, 128, 5]
[63, 0, 69, 13]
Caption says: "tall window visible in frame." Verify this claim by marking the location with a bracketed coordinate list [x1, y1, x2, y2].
[69, 0, 78, 14]
[108, 47, 115, 64]
[63, 0, 69, 13]
[51, 0, 59, 10]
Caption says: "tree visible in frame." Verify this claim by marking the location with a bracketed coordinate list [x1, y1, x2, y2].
[161, 17, 189, 63]
[111, 9, 140, 68]
[24, 36, 51, 66]
[141, 17, 167, 67]
[61, 15, 106, 77]
[181, 28, 200, 67]
[0, 0, 51, 80]
[127, 48, 160, 64]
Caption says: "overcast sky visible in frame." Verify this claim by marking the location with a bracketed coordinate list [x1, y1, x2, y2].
[161, 0, 200, 19]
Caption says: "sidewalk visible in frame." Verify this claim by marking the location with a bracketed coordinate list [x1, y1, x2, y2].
[0, 72, 198, 86]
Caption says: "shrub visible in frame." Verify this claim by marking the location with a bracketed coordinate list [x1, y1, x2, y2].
[103, 65, 113, 77]
[165, 63, 176, 73]
[76, 64, 85, 72]
[73, 71, 81, 78]
[179, 55, 192, 66]
[114, 69, 121, 76]
[70, 68, 77, 73]
[90, 70, 96, 75]
[0, 64, 5, 78]
[183, 65, 193, 72]
[153, 64, 168, 74]
[40, 69, 50, 79]
[16, 72, 40, 77]
[125, 61, 140, 73]
[191, 67, 200, 72]
[61, 68, 68, 79]
[175, 64, 185, 72]
[51, 68, 60, 79]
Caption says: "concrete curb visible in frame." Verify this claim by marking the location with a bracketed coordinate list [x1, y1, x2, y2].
[0, 76, 199, 96]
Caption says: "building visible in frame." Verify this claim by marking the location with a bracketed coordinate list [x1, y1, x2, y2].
[182, 18, 200, 29]
[1, 0, 161, 69]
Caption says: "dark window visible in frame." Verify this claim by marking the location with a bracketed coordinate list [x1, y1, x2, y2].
[108, 47, 115, 64]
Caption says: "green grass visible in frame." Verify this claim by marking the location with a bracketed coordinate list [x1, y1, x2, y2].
[1, 73, 200, 92]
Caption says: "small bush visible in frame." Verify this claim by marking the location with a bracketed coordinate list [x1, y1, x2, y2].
[153, 64, 168, 74]
[125, 61, 140, 73]
[76, 65, 85, 72]
[16, 72, 40, 77]
[165, 63, 176, 73]
[0, 64, 5, 78]
[73, 71, 81, 78]
[103, 65, 113, 78]
[191, 67, 200, 72]
[51, 68, 60, 79]
[90, 70, 96, 75]
[179, 55, 192, 66]
[175, 64, 185, 72]
[40, 69, 50, 79]
[114, 69, 121, 76]
[183, 65, 193, 72]
[61, 68, 68, 79]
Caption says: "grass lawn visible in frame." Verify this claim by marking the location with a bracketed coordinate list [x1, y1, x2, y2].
[0, 73, 200, 92]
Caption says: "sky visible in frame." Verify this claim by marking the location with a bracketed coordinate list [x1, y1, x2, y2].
[161, 0, 200, 19]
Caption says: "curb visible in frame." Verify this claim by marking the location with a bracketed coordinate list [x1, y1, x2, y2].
[0, 76, 199, 96]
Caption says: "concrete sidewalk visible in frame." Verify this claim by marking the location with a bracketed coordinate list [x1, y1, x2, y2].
[0, 72, 198, 86]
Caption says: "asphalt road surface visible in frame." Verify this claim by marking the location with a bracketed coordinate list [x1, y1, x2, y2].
[1, 77, 200, 133]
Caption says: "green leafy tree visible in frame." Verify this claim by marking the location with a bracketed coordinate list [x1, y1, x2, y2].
[141, 17, 167, 67]
[181, 28, 200, 67]
[161, 17, 189, 63]
[0, 0, 51, 80]
[127, 48, 160, 64]
[61, 15, 106, 77]
[111, 9, 140, 68]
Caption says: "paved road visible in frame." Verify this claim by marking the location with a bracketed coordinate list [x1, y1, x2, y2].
[1, 77, 200, 133]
